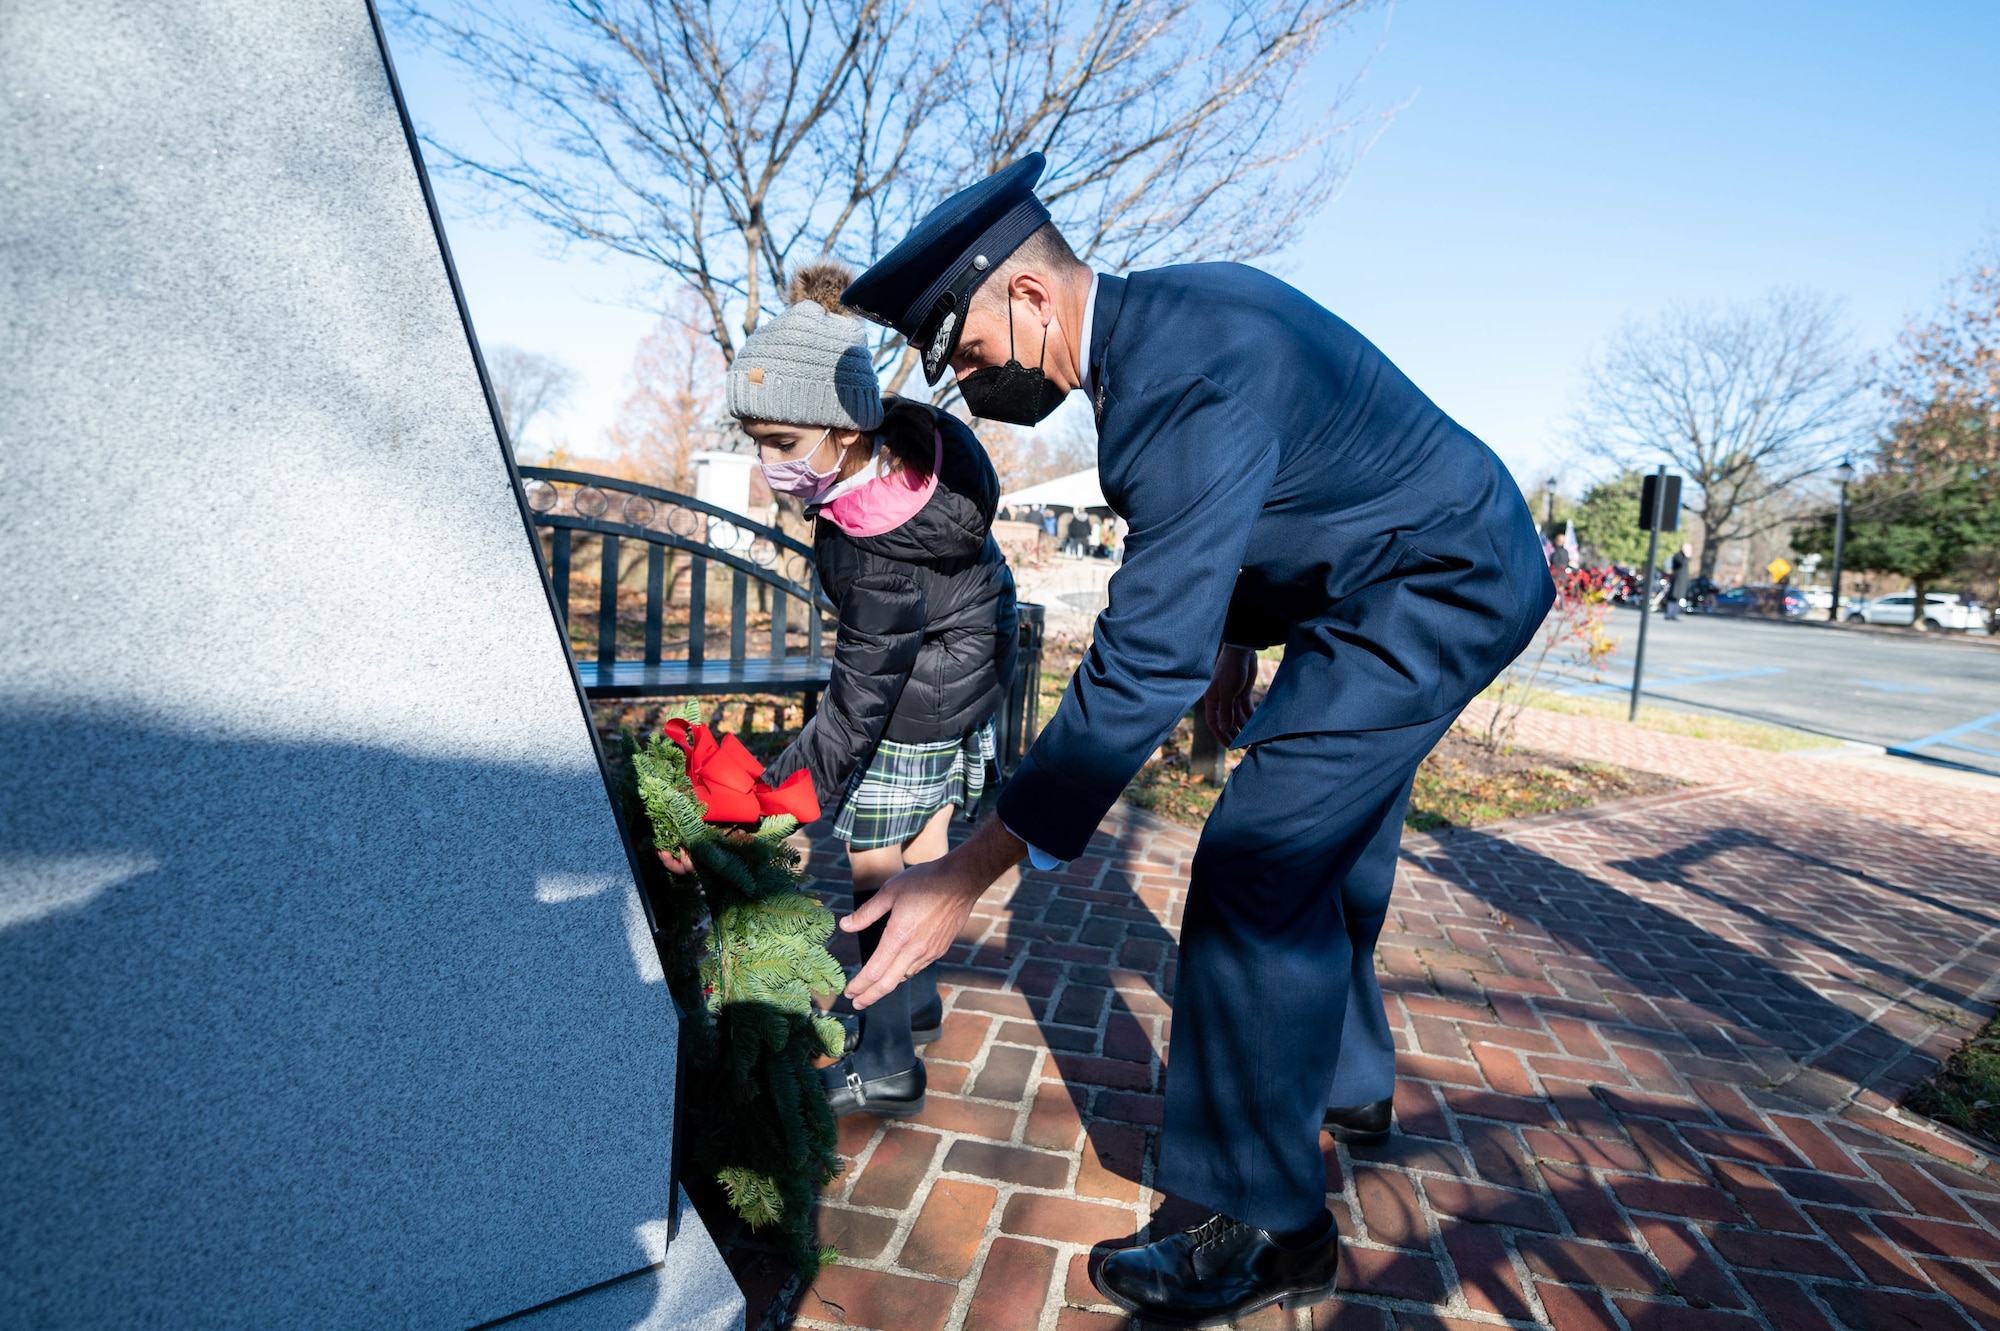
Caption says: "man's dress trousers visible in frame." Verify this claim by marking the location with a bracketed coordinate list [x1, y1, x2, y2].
[995, 263, 1554, 1229]
[1164, 715, 1452, 1229]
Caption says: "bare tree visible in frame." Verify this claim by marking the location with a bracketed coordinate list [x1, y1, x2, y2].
[487, 344, 581, 447]
[981, 416, 1097, 493]
[1573, 290, 1869, 578]
[393, 0, 1383, 379]
[604, 299, 727, 491]
[1880, 239, 2000, 475]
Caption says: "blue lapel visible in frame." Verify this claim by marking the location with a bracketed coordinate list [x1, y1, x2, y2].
[1088, 274, 1126, 427]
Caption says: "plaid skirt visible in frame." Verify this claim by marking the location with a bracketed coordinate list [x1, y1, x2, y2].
[832, 721, 997, 850]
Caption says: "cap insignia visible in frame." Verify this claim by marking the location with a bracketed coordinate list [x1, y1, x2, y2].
[927, 308, 957, 368]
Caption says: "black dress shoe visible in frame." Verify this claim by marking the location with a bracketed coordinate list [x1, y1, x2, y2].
[820, 1057, 926, 1120]
[1093, 1210, 1341, 1326]
[1322, 1096, 1393, 1146]
[911, 997, 943, 1046]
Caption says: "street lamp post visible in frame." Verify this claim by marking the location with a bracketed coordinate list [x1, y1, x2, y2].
[1829, 458, 1854, 622]
[1544, 477, 1558, 534]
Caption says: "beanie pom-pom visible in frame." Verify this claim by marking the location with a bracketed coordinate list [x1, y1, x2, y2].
[788, 261, 856, 315]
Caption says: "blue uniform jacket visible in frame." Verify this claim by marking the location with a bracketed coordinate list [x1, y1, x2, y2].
[997, 264, 1555, 861]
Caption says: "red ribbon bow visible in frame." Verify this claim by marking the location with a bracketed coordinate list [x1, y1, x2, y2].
[663, 719, 821, 825]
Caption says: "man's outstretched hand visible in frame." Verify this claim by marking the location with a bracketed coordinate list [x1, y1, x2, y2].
[842, 814, 1026, 1009]
[1205, 643, 1259, 744]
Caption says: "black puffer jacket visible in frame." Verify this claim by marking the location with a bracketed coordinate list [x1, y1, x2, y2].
[763, 401, 1018, 809]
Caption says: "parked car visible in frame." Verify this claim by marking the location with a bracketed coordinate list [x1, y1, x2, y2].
[1710, 585, 1811, 619]
[1845, 591, 1986, 632]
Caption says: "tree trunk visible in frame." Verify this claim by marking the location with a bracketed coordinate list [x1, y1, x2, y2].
[1188, 708, 1229, 784]
[1910, 579, 1929, 630]
[1695, 518, 1722, 579]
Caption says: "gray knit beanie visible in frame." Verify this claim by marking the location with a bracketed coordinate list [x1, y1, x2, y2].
[727, 263, 884, 431]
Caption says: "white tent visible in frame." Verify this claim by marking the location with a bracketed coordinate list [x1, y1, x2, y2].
[1000, 466, 1107, 512]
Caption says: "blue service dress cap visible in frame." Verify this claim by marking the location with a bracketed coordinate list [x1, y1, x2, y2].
[842, 153, 1051, 384]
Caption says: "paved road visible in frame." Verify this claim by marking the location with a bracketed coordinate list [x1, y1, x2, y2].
[1527, 609, 2000, 777]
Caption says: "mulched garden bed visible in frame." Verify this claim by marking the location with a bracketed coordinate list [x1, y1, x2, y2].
[1123, 722, 1685, 833]
[1904, 1011, 2000, 1150]
[1405, 727, 1685, 830]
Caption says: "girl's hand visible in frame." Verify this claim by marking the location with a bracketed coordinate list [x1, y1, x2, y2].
[655, 826, 756, 877]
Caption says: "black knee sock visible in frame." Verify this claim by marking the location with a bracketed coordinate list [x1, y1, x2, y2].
[910, 961, 941, 1021]
[848, 885, 916, 1080]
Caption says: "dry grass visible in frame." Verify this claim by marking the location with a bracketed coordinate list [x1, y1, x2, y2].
[1489, 685, 1841, 752]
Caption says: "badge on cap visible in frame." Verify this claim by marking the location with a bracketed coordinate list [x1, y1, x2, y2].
[841, 154, 1053, 385]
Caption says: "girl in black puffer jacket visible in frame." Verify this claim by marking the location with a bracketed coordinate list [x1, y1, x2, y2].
[733, 263, 1018, 1119]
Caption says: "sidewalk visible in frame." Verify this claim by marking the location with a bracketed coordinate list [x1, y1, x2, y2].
[784, 706, 2000, 1330]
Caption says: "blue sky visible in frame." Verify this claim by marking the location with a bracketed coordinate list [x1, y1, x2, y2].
[388, 0, 2000, 489]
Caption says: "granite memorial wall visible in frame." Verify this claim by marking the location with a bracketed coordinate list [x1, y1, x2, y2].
[0, 1, 739, 1325]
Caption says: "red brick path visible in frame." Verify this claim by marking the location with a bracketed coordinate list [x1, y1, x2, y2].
[791, 708, 2000, 1330]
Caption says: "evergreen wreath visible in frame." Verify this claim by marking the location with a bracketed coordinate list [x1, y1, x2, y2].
[614, 701, 847, 1273]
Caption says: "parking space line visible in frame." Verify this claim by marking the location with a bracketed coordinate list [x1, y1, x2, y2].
[1850, 678, 1935, 695]
[1888, 709, 2000, 763]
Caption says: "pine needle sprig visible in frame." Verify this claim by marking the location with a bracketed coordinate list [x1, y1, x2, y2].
[609, 705, 844, 1275]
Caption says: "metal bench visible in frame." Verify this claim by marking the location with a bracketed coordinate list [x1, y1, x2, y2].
[520, 467, 1045, 771]
[521, 466, 835, 713]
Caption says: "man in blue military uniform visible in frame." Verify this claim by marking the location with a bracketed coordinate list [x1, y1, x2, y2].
[837, 155, 1553, 1325]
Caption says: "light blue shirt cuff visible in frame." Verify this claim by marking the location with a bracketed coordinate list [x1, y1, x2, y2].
[1004, 820, 1065, 871]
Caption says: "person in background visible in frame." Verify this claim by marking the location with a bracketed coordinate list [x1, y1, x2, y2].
[729, 261, 1018, 1119]
[1065, 510, 1090, 556]
[1548, 530, 1572, 574]
[1665, 543, 1691, 619]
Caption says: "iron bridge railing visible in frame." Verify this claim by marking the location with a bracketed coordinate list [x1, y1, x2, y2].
[521, 466, 833, 706]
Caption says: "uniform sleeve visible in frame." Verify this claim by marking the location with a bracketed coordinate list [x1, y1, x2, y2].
[998, 375, 1281, 860]
[762, 570, 926, 807]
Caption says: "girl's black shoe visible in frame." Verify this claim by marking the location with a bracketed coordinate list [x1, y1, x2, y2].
[820, 1057, 926, 1120]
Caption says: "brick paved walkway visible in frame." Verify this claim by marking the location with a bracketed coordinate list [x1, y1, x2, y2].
[787, 707, 2000, 1330]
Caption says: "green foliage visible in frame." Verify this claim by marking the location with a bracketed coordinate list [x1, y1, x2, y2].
[1793, 464, 2000, 603]
[1573, 471, 1652, 566]
[612, 700, 844, 1275]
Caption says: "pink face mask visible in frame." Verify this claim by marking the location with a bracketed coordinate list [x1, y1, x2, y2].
[760, 427, 843, 499]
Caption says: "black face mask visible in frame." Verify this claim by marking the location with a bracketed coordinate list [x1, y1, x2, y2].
[957, 298, 1069, 426]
